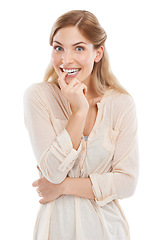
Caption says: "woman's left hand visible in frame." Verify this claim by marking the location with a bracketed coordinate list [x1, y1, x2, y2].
[32, 165, 64, 204]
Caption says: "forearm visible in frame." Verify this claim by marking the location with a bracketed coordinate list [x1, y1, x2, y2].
[61, 177, 95, 200]
[65, 111, 88, 151]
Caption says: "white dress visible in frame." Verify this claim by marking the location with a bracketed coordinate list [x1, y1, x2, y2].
[23, 82, 139, 240]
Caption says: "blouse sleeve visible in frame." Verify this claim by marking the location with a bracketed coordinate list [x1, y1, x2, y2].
[89, 94, 139, 207]
[23, 83, 82, 184]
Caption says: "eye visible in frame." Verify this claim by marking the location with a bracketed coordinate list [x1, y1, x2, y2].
[54, 46, 63, 51]
[76, 46, 84, 51]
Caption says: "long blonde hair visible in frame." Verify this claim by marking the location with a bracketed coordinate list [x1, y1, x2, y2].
[43, 10, 129, 95]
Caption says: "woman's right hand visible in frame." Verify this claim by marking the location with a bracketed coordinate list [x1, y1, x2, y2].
[58, 71, 89, 114]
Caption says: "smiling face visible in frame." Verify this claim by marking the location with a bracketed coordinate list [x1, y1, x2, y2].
[51, 26, 103, 86]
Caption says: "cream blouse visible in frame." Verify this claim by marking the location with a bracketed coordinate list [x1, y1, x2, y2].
[23, 82, 139, 240]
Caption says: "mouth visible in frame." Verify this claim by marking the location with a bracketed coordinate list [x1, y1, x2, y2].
[60, 67, 81, 76]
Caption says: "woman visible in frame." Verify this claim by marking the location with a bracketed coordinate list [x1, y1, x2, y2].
[23, 10, 139, 240]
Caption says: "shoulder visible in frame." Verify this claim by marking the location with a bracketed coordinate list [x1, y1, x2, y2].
[23, 83, 47, 113]
[106, 90, 138, 130]
[23, 82, 43, 98]
[23, 82, 51, 97]
[106, 89, 137, 123]
[110, 89, 136, 112]
[23, 82, 59, 103]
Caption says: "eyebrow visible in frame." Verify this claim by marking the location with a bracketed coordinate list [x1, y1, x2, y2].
[53, 41, 87, 46]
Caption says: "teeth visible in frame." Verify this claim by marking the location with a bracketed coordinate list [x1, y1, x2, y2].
[68, 71, 78, 75]
[62, 68, 80, 73]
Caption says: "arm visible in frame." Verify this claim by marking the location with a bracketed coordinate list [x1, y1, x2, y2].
[65, 110, 88, 151]
[23, 83, 86, 184]
[61, 177, 95, 200]
[34, 94, 139, 204]
[88, 94, 139, 207]
[33, 167, 95, 204]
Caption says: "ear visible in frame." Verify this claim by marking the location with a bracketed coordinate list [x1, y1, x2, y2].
[94, 46, 104, 63]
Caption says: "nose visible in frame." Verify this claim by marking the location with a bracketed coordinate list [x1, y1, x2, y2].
[61, 50, 74, 64]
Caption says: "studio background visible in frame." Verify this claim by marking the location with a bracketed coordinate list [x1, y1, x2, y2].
[0, 0, 159, 239]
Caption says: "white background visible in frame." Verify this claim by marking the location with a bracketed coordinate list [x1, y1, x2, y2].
[0, 0, 159, 239]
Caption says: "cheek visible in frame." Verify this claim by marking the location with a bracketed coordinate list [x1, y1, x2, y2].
[51, 52, 61, 67]
[79, 52, 95, 66]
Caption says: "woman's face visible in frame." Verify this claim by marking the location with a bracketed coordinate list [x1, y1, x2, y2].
[51, 26, 102, 85]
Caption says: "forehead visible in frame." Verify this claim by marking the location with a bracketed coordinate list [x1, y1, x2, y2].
[53, 26, 91, 45]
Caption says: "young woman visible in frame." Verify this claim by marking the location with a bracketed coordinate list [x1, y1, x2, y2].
[23, 10, 139, 240]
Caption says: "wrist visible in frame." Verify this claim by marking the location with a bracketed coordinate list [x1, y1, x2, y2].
[60, 177, 69, 195]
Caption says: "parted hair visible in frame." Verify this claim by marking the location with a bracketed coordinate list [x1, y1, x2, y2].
[43, 10, 129, 95]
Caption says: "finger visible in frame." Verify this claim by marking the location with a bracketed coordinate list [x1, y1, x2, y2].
[66, 77, 81, 89]
[32, 180, 38, 187]
[71, 81, 87, 94]
[39, 197, 46, 204]
[38, 191, 43, 197]
[58, 71, 68, 90]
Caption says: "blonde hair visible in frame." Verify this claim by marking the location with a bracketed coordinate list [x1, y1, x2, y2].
[43, 10, 129, 95]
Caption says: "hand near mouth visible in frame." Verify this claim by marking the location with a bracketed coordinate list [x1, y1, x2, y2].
[58, 71, 89, 114]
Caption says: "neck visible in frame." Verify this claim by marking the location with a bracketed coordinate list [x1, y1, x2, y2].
[83, 76, 97, 98]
